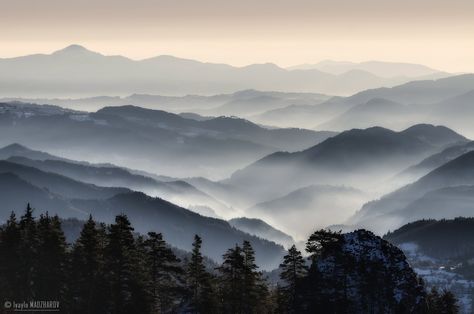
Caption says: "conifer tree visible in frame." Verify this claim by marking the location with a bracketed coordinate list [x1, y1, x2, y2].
[279, 245, 307, 313]
[427, 288, 459, 314]
[0, 212, 21, 301]
[186, 234, 216, 313]
[18, 204, 39, 299]
[35, 214, 67, 301]
[69, 215, 108, 314]
[144, 231, 184, 313]
[437, 290, 459, 314]
[218, 244, 245, 313]
[242, 240, 267, 313]
[105, 214, 150, 314]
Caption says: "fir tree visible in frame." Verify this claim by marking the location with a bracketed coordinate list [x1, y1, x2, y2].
[242, 240, 268, 313]
[105, 214, 150, 314]
[18, 203, 39, 299]
[144, 231, 184, 313]
[218, 244, 245, 313]
[35, 214, 67, 301]
[69, 215, 108, 314]
[437, 290, 459, 314]
[0, 212, 21, 301]
[427, 288, 459, 314]
[279, 245, 307, 313]
[186, 234, 216, 313]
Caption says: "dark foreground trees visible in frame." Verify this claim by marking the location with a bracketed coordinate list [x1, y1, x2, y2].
[0, 205, 460, 313]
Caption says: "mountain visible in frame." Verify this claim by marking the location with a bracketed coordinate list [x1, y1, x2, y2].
[1, 89, 331, 116]
[0, 172, 79, 218]
[0, 102, 334, 178]
[318, 98, 412, 131]
[252, 96, 353, 129]
[313, 75, 474, 132]
[0, 143, 68, 161]
[228, 217, 295, 248]
[0, 160, 128, 200]
[316, 86, 474, 137]
[350, 151, 474, 233]
[385, 218, 474, 262]
[398, 124, 467, 148]
[0, 45, 451, 98]
[5, 155, 234, 218]
[0, 159, 285, 269]
[305, 229, 427, 313]
[384, 219, 474, 312]
[425, 89, 474, 137]
[0, 142, 237, 217]
[396, 141, 474, 182]
[288, 60, 442, 78]
[194, 89, 331, 117]
[252, 74, 474, 130]
[228, 125, 463, 203]
[71, 192, 285, 269]
[247, 185, 366, 240]
[94, 105, 336, 152]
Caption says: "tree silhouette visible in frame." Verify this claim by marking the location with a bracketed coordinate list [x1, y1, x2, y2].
[279, 245, 307, 313]
[186, 234, 216, 313]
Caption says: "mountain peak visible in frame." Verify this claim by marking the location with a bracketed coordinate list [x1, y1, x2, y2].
[2, 143, 28, 150]
[52, 44, 100, 56]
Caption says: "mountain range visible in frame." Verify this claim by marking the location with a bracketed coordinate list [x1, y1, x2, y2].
[228, 124, 467, 200]
[315, 75, 474, 134]
[247, 185, 366, 240]
[2, 89, 332, 117]
[0, 144, 285, 269]
[0, 45, 451, 98]
[287, 60, 443, 77]
[252, 74, 474, 131]
[350, 151, 474, 233]
[0, 102, 335, 179]
[228, 217, 295, 248]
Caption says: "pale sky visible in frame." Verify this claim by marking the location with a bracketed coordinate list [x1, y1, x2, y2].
[1, 0, 473, 72]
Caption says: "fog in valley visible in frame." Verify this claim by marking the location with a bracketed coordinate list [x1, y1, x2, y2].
[3, 0, 474, 309]
[1, 46, 474, 273]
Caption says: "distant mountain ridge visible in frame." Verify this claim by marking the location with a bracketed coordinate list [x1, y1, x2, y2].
[228, 217, 295, 248]
[0, 148, 285, 270]
[0, 101, 335, 178]
[0, 45, 450, 98]
[229, 124, 466, 196]
[0, 144, 235, 218]
[313, 75, 474, 135]
[288, 60, 442, 78]
[252, 74, 474, 131]
[247, 185, 367, 240]
[350, 150, 474, 233]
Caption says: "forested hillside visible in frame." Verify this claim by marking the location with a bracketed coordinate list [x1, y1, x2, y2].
[0, 205, 458, 313]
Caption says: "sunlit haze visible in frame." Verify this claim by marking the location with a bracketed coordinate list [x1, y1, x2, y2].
[1, 0, 473, 72]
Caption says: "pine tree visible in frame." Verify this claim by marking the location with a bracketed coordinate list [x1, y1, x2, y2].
[427, 287, 459, 314]
[186, 234, 216, 313]
[279, 245, 307, 313]
[218, 244, 245, 313]
[35, 214, 67, 301]
[303, 229, 343, 311]
[438, 290, 459, 314]
[18, 204, 39, 299]
[69, 215, 108, 314]
[242, 240, 268, 313]
[105, 214, 150, 314]
[0, 212, 22, 301]
[144, 231, 184, 313]
[218, 241, 268, 314]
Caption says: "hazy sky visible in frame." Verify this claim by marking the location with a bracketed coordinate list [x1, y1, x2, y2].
[1, 0, 473, 72]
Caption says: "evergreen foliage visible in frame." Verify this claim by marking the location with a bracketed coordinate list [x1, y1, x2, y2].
[0, 205, 459, 314]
